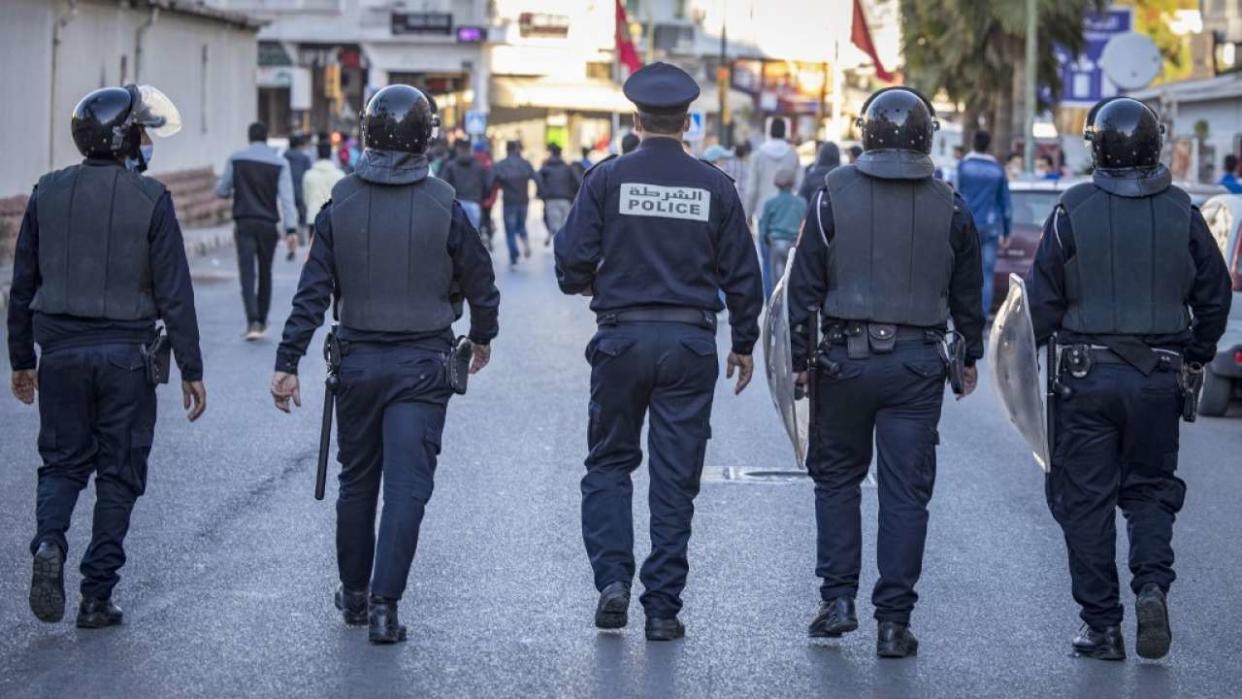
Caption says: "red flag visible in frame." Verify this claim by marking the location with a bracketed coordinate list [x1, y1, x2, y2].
[615, 0, 642, 75]
[851, 0, 894, 83]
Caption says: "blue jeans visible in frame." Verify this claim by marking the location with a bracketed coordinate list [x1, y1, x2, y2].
[979, 230, 1000, 315]
[758, 237, 774, 301]
[460, 200, 482, 231]
[503, 203, 529, 264]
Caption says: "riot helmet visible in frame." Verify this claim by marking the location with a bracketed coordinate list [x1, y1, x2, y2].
[71, 84, 182, 170]
[1084, 97, 1163, 171]
[856, 87, 939, 155]
[362, 85, 439, 154]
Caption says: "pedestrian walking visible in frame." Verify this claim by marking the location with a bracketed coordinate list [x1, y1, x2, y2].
[439, 139, 494, 234]
[283, 132, 313, 260]
[1019, 97, 1231, 661]
[745, 118, 801, 297]
[538, 143, 580, 246]
[799, 142, 840, 203]
[1218, 154, 1242, 193]
[786, 87, 984, 658]
[270, 85, 499, 645]
[474, 141, 500, 251]
[758, 166, 806, 287]
[554, 62, 763, 642]
[302, 133, 345, 236]
[9, 84, 206, 629]
[956, 129, 1012, 315]
[215, 121, 299, 341]
[493, 140, 541, 268]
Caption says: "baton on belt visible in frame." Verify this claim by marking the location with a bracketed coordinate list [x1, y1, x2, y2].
[316, 325, 341, 501]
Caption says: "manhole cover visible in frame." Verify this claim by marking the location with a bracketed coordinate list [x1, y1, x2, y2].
[704, 467, 876, 486]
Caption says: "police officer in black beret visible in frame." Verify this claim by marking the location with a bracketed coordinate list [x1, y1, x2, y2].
[787, 87, 985, 658]
[270, 85, 500, 645]
[9, 85, 206, 628]
[1024, 97, 1231, 661]
[555, 62, 763, 642]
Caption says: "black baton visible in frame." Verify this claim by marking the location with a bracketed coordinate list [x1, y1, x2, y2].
[316, 325, 341, 501]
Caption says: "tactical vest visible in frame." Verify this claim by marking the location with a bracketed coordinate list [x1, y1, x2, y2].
[30, 163, 163, 320]
[329, 175, 456, 333]
[821, 165, 955, 326]
[1059, 182, 1194, 336]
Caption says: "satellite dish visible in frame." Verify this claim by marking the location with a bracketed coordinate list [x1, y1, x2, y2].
[1100, 31, 1162, 91]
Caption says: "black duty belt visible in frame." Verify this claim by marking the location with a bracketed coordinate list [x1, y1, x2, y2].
[1058, 344, 1182, 378]
[597, 307, 717, 330]
[822, 321, 942, 359]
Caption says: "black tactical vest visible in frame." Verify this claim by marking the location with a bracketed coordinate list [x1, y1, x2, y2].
[821, 165, 955, 326]
[30, 163, 163, 320]
[1059, 182, 1194, 336]
[329, 175, 456, 332]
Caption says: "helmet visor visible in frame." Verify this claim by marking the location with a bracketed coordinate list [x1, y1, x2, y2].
[132, 85, 182, 137]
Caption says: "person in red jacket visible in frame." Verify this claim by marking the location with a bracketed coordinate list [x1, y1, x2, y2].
[474, 141, 500, 251]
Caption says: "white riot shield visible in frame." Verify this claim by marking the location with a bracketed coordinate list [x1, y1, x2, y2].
[987, 274, 1050, 471]
[763, 248, 810, 468]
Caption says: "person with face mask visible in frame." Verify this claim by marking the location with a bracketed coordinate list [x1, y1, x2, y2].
[7, 84, 207, 630]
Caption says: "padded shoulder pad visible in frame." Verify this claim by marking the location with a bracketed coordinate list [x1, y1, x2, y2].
[1059, 181, 1099, 210]
[1163, 184, 1192, 211]
[131, 172, 168, 201]
[420, 175, 456, 208]
[330, 174, 364, 202]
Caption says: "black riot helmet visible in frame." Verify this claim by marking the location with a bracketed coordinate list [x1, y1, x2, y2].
[856, 87, 939, 155]
[362, 85, 440, 154]
[71, 84, 182, 166]
[1084, 97, 1164, 170]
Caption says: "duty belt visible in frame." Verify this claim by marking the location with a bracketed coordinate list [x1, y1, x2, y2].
[597, 307, 717, 330]
[823, 320, 941, 359]
[1057, 344, 1182, 379]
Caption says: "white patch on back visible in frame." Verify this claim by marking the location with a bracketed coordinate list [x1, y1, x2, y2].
[619, 183, 711, 222]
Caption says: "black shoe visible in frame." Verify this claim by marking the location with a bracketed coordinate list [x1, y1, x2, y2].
[808, 597, 858, 638]
[286, 249, 296, 261]
[1072, 623, 1126, 661]
[1136, 584, 1172, 660]
[335, 585, 368, 627]
[876, 621, 919, 658]
[368, 596, 407, 645]
[29, 542, 65, 623]
[645, 617, 685, 642]
[76, 597, 123, 629]
[595, 581, 630, 629]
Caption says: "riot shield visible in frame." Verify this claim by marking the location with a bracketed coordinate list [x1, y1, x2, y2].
[987, 274, 1050, 471]
[763, 248, 810, 468]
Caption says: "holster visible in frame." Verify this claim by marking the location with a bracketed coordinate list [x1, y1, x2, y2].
[141, 329, 172, 385]
[844, 321, 869, 359]
[1179, 362, 1204, 423]
[448, 336, 473, 395]
[942, 331, 966, 395]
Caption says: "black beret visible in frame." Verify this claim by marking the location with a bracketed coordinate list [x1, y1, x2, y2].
[623, 62, 700, 114]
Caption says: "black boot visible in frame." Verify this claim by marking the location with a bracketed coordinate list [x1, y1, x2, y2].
[808, 597, 858, 638]
[1072, 623, 1126, 661]
[368, 596, 407, 645]
[645, 617, 685, 642]
[76, 597, 124, 629]
[30, 541, 65, 623]
[595, 581, 630, 629]
[334, 585, 369, 627]
[1136, 584, 1172, 660]
[876, 621, 918, 658]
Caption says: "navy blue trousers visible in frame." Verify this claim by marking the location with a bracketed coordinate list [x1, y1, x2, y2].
[807, 341, 946, 625]
[581, 322, 718, 618]
[31, 343, 157, 600]
[1047, 362, 1185, 628]
[333, 344, 451, 601]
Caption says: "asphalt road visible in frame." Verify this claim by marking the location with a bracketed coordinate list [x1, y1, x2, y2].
[1, 215, 1241, 699]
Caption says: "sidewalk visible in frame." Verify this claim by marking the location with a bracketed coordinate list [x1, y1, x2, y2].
[0, 222, 233, 312]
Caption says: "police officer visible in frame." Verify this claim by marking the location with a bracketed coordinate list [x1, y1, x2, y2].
[554, 62, 763, 642]
[7, 85, 207, 628]
[269, 85, 499, 645]
[1025, 97, 1231, 661]
[787, 87, 984, 658]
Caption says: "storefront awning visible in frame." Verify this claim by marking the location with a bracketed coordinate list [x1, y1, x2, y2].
[492, 77, 632, 114]
[362, 42, 478, 76]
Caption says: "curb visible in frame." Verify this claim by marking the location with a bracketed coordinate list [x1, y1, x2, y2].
[0, 225, 232, 313]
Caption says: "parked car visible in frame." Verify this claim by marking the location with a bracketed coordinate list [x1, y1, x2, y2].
[990, 179, 1079, 312]
[1195, 194, 1242, 416]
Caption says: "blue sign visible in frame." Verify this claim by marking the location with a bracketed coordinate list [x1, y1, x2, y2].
[465, 110, 487, 136]
[1055, 7, 1133, 107]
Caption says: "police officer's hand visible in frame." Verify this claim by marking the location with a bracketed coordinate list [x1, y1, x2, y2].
[182, 380, 207, 421]
[958, 365, 978, 399]
[726, 353, 754, 395]
[11, 369, 37, 405]
[469, 343, 492, 374]
[271, 372, 301, 413]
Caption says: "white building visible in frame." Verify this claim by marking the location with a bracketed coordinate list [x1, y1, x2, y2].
[1131, 72, 1242, 183]
[0, 0, 261, 201]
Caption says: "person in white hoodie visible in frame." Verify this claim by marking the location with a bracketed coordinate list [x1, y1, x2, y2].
[302, 135, 345, 238]
[745, 118, 802, 300]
